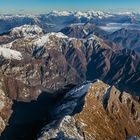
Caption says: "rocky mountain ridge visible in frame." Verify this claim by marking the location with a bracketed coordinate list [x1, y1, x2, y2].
[61, 23, 140, 53]
[38, 80, 140, 140]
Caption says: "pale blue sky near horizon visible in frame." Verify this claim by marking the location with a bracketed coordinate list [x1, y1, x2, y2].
[0, 0, 140, 14]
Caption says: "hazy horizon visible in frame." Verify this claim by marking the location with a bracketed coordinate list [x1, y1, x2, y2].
[0, 0, 140, 14]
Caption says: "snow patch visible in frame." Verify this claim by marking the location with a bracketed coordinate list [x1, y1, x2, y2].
[33, 32, 68, 47]
[65, 82, 92, 98]
[0, 47, 22, 60]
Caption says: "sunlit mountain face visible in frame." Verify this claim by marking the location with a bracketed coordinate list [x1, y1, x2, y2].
[0, 10, 140, 140]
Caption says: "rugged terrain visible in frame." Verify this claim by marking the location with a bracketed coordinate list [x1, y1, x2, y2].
[61, 23, 140, 53]
[0, 11, 140, 140]
[38, 80, 140, 140]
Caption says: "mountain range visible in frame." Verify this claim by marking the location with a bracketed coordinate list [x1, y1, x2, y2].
[0, 11, 140, 140]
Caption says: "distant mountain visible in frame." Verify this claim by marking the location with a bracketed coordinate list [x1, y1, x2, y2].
[0, 11, 140, 34]
[0, 15, 37, 34]
[105, 28, 140, 53]
[10, 24, 43, 38]
[60, 23, 107, 39]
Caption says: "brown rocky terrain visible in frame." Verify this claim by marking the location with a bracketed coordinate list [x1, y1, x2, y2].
[0, 79, 12, 135]
[38, 80, 140, 140]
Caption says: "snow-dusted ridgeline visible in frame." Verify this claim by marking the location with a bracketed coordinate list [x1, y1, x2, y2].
[10, 25, 43, 38]
[33, 32, 68, 47]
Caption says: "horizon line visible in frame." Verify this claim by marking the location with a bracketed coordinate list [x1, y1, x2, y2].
[0, 9, 140, 15]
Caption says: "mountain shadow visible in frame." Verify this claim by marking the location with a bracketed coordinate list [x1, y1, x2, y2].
[0, 85, 76, 140]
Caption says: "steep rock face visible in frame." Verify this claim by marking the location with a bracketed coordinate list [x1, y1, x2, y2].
[86, 47, 140, 95]
[38, 80, 140, 140]
[0, 79, 12, 135]
[75, 81, 140, 140]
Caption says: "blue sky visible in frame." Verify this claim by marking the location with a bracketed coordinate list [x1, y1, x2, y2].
[0, 0, 140, 14]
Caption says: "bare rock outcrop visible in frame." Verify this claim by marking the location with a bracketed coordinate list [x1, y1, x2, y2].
[0, 79, 12, 135]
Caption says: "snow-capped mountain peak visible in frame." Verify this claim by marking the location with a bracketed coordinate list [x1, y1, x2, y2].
[50, 11, 72, 16]
[10, 25, 43, 38]
[33, 32, 68, 47]
[48, 10, 114, 19]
